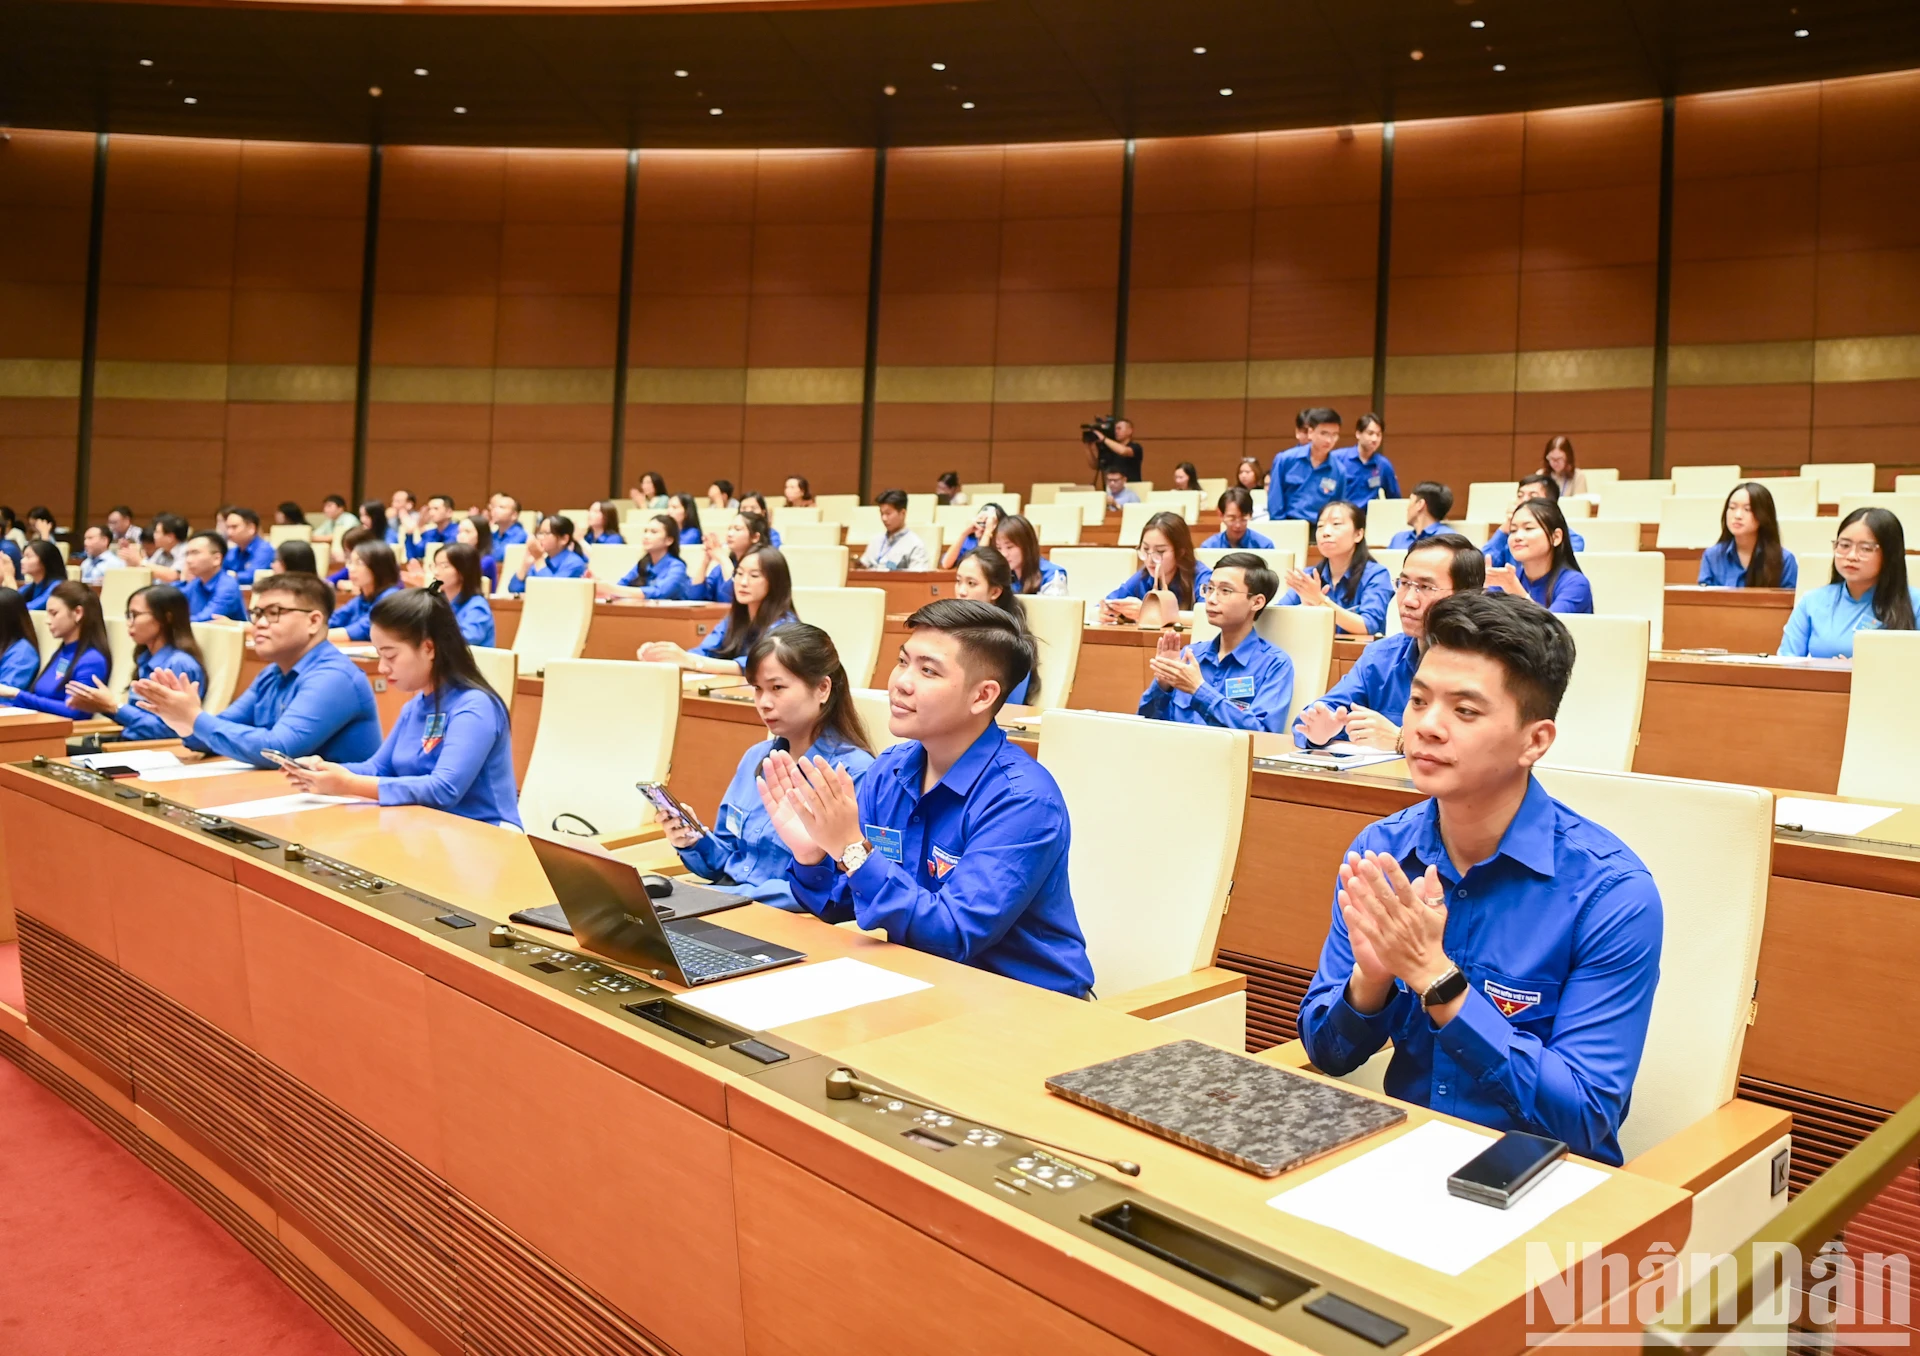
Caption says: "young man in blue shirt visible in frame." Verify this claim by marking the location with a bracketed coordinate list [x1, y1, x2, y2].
[1267, 407, 1347, 522]
[1297, 591, 1663, 1165]
[488, 493, 529, 546]
[221, 508, 278, 582]
[761, 598, 1095, 997]
[1200, 488, 1275, 550]
[131, 572, 383, 769]
[178, 531, 248, 622]
[1388, 481, 1455, 549]
[1140, 552, 1293, 733]
[1340, 413, 1399, 502]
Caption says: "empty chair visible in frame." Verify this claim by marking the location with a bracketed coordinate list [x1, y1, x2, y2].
[584, 543, 645, 583]
[1257, 518, 1311, 561]
[1838, 631, 1920, 803]
[1837, 493, 1920, 535]
[780, 544, 851, 589]
[1188, 594, 1337, 727]
[1578, 552, 1667, 649]
[1198, 477, 1228, 498]
[309, 540, 332, 576]
[190, 620, 245, 714]
[791, 587, 886, 691]
[770, 505, 822, 527]
[1656, 496, 1729, 549]
[510, 576, 594, 676]
[1791, 549, 1829, 599]
[1374, 549, 1407, 637]
[771, 521, 843, 548]
[268, 523, 312, 545]
[1465, 480, 1519, 524]
[1363, 499, 1411, 546]
[811, 494, 861, 525]
[1776, 517, 1836, 556]
[1015, 593, 1085, 710]
[1541, 615, 1649, 772]
[842, 505, 883, 545]
[1670, 464, 1744, 498]
[99, 566, 151, 619]
[103, 617, 138, 703]
[1045, 547, 1141, 617]
[1799, 462, 1875, 501]
[1749, 476, 1819, 518]
[961, 482, 1004, 499]
[849, 688, 908, 752]
[906, 493, 938, 519]
[1026, 483, 1075, 506]
[1022, 503, 1084, 546]
[1441, 520, 1492, 547]
[1194, 547, 1296, 576]
[496, 543, 528, 594]
[934, 503, 981, 532]
[470, 645, 518, 715]
[30, 611, 56, 662]
[1141, 489, 1199, 522]
[1897, 474, 1920, 495]
[1581, 467, 1622, 487]
[1052, 490, 1109, 527]
[1571, 519, 1642, 553]
[1594, 479, 1674, 522]
[520, 660, 679, 841]
[1559, 496, 1593, 519]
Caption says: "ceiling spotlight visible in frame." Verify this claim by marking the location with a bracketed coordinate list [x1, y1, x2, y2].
[369, 85, 383, 97]
[931, 62, 946, 71]
[1219, 87, 1234, 96]
[883, 84, 897, 96]
[138, 58, 153, 66]
[413, 67, 428, 76]
[183, 96, 197, 104]
[1470, 18, 1485, 27]
[1793, 27, 1810, 36]
[454, 105, 467, 114]
[1192, 46, 1207, 54]
[1410, 49, 1425, 60]
[1493, 63, 1507, 71]
[709, 107, 723, 115]
[674, 69, 689, 77]
[962, 101, 975, 109]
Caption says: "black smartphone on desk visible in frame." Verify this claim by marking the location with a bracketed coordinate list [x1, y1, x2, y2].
[1447, 1131, 1568, 1208]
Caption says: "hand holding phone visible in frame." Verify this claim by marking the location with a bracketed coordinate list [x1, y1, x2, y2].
[637, 782, 708, 839]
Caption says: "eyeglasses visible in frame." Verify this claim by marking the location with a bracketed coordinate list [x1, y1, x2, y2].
[1395, 576, 1447, 598]
[248, 605, 322, 624]
[1832, 539, 1882, 558]
[1198, 582, 1247, 600]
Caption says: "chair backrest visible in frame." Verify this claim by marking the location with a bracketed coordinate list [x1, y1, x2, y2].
[510, 576, 594, 675]
[1187, 597, 1337, 726]
[1016, 594, 1085, 710]
[496, 543, 528, 595]
[1117, 501, 1160, 546]
[1143, 489, 1200, 522]
[771, 505, 822, 528]
[582, 543, 643, 584]
[1193, 547, 1296, 577]
[1571, 519, 1642, 553]
[103, 617, 137, 702]
[1594, 479, 1674, 523]
[849, 688, 909, 752]
[934, 503, 980, 531]
[269, 523, 312, 545]
[1038, 710, 1250, 996]
[518, 510, 540, 533]
[309, 540, 332, 575]
[1259, 519, 1311, 561]
[772, 521, 843, 548]
[520, 660, 679, 839]
[1837, 493, 1920, 537]
[1045, 547, 1141, 616]
[1363, 499, 1411, 546]
[1024, 503, 1084, 545]
[1776, 517, 1835, 557]
[1441, 520, 1492, 548]
[906, 493, 939, 519]
[780, 544, 851, 589]
[30, 611, 56, 662]
[304, 511, 332, 530]
[1531, 765, 1771, 1161]
[791, 588, 887, 691]
[190, 621, 246, 714]
[1838, 630, 1920, 802]
[812, 494, 860, 525]
[1541, 614, 1649, 773]
[1582, 467, 1622, 488]
[1799, 462, 1874, 501]
[842, 505, 883, 545]
[1791, 549, 1829, 598]
[1655, 495, 1729, 549]
[99, 565, 151, 619]
[961, 482, 1004, 498]
[470, 646, 518, 714]
[1026, 483, 1071, 506]
[1465, 480, 1518, 525]
[1375, 549, 1408, 636]
[1748, 476, 1819, 518]
[1576, 552, 1667, 649]
[1199, 477, 1228, 498]
[1053, 490, 1109, 527]
[1896, 474, 1920, 496]
[1669, 464, 1743, 499]
[1559, 496, 1593, 519]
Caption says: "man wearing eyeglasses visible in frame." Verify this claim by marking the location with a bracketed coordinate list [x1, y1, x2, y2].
[1138, 552, 1294, 733]
[1294, 534, 1486, 749]
[131, 572, 381, 769]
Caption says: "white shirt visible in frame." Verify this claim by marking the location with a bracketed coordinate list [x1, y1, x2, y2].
[858, 528, 931, 572]
[79, 551, 126, 585]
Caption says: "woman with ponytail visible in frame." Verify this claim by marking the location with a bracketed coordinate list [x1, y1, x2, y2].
[281, 584, 521, 828]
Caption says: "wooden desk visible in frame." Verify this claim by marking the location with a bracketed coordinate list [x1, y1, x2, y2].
[1662, 586, 1795, 652]
[1636, 653, 1850, 793]
[846, 569, 957, 617]
[488, 597, 726, 659]
[0, 761, 1690, 1355]
[0, 710, 74, 941]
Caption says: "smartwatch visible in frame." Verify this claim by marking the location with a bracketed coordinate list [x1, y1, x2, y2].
[1421, 965, 1468, 1008]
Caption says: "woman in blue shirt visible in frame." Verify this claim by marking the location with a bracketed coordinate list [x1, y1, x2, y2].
[598, 514, 693, 600]
[953, 546, 1038, 706]
[0, 582, 110, 718]
[640, 546, 797, 674]
[667, 493, 703, 548]
[434, 542, 496, 647]
[328, 539, 401, 641]
[1699, 482, 1797, 589]
[327, 526, 367, 585]
[8, 540, 69, 610]
[508, 515, 589, 594]
[1101, 512, 1211, 622]
[582, 500, 625, 546]
[1278, 500, 1394, 635]
[994, 515, 1067, 597]
[1486, 499, 1593, 614]
[62, 583, 206, 740]
[282, 586, 522, 828]
[1780, 507, 1919, 659]
[455, 515, 499, 594]
[660, 622, 875, 908]
[0, 588, 40, 690]
[694, 512, 773, 603]
[940, 502, 1006, 570]
[738, 493, 782, 548]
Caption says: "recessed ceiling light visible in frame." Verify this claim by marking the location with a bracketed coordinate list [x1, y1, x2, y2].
[1793, 27, 1810, 36]
[1219, 87, 1234, 96]
[454, 105, 467, 114]
[709, 107, 723, 115]
[674, 69, 689, 77]
[183, 96, 197, 104]
[138, 58, 153, 67]
[883, 84, 897, 96]
[1192, 46, 1207, 54]
[931, 62, 946, 71]
[961, 101, 975, 109]
[1410, 49, 1425, 61]
[1493, 63, 1507, 71]
[413, 67, 428, 76]
[369, 85, 383, 97]
[1470, 18, 1485, 28]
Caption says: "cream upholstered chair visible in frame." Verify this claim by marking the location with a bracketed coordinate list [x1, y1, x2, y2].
[1791, 549, 1829, 599]
[771, 521, 842, 548]
[1578, 552, 1667, 649]
[496, 543, 528, 595]
[520, 659, 678, 845]
[1046, 546, 1141, 618]
[935, 503, 981, 532]
[1130, 481, 1155, 495]
[518, 510, 540, 535]
[1669, 464, 1743, 498]
[1559, 496, 1592, 518]
[1015, 594, 1084, 710]
[99, 566, 151, 619]
[1198, 477, 1228, 498]
[961, 482, 1003, 499]
[304, 511, 331, 530]
[1027, 482, 1075, 506]
[849, 688, 908, 752]
[584, 543, 645, 583]
[190, 621, 245, 714]
[811, 494, 860, 525]
[1258, 519, 1311, 561]
[791, 588, 886, 692]
[1188, 594, 1337, 727]
[309, 540, 332, 575]
[1053, 490, 1109, 527]
[1541, 614, 1649, 772]
[1570, 519, 1642, 553]
[30, 611, 57, 662]
[842, 505, 883, 546]
[1749, 476, 1818, 517]
[510, 576, 593, 676]
[1194, 547, 1296, 576]
[1143, 489, 1200, 522]
[1465, 480, 1518, 524]
[1595, 479, 1674, 522]
[1023, 503, 1084, 546]
[1777, 517, 1834, 556]
[780, 544, 850, 589]
[1116, 501, 1162, 546]
[470, 646, 518, 715]
[1837, 492, 1920, 534]
[1376, 549, 1408, 637]
[1897, 474, 1920, 495]
[1039, 710, 1251, 1044]
[1800, 461, 1874, 500]
[906, 493, 938, 519]
[1363, 499, 1411, 546]
[770, 505, 822, 528]
[1656, 495, 1728, 549]
[1582, 466, 1622, 487]
[269, 523, 312, 545]
[103, 617, 137, 702]
[1838, 631, 1920, 803]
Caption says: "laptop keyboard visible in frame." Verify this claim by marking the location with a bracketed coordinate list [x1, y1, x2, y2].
[669, 934, 759, 980]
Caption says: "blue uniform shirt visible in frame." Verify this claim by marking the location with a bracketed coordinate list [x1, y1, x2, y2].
[1698, 540, 1798, 589]
[0, 636, 39, 690]
[223, 535, 277, 582]
[1268, 447, 1347, 522]
[1485, 527, 1584, 570]
[679, 526, 702, 548]
[1780, 581, 1920, 658]
[116, 645, 206, 741]
[18, 578, 56, 611]
[494, 522, 529, 546]
[1341, 448, 1401, 502]
[788, 723, 1095, 996]
[1294, 632, 1420, 747]
[1279, 558, 1395, 635]
[507, 550, 587, 594]
[696, 562, 736, 604]
[1138, 630, 1294, 733]
[1513, 565, 1593, 614]
[344, 685, 521, 828]
[181, 571, 247, 623]
[618, 553, 695, 600]
[1107, 563, 1213, 609]
[1199, 527, 1276, 550]
[452, 591, 495, 647]
[583, 531, 626, 546]
[679, 730, 876, 909]
[330, 585, 400, 642]
[402, 522, 457, 561]
[1299, 776, 1663, 1165]
[186, 640, 381, 767]
[1389, 522, 1449, 550]
[10, 642, 109, 718]
[692, 610, 796, 667]
[1009, 559, 1068, 596]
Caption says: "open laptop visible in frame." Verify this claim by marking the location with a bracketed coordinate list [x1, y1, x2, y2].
[528, 834, 805, 987]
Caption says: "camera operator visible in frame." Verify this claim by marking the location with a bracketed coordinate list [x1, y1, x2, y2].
[1082, 415, 1142, 485]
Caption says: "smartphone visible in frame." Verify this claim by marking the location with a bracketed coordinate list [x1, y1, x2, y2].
[260, 748, 300, 770]
[91, 764, 144, 780]
[1447, 1131, 1569, 1209]
[637, 781, 707, 836]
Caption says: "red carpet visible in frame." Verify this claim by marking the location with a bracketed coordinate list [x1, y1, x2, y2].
[0, 1052, 355, 1355]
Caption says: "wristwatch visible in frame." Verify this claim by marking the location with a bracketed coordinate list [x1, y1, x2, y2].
[1420, 965, 1468, 1008]
[838, 839, 872, 875]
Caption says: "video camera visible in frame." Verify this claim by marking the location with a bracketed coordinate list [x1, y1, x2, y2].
[1080, 415, 1119, 444]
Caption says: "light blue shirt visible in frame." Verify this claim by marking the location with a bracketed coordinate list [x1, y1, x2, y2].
[1780, 582, 1920, 659]
[1698, 540, 1798, 590]
[1278, 558, 1395, 635]
[1008, 559, 1068, 597]
[1295, 632, 1421, 747]
[1199, 527, 1276, 550]
[678, 729, 876, 908]
[344, 685, 521, 828]
[0, 636, 39, 690]
[1138, 630, 1294, 734]
[78, 551, 121, 586]
[329, 585, 399, 642]
[507, 550, 586, 594]
[1267, 447, 1347, 522]
[452, 591, 495, 647]
[1107, 563, 1213, 610]
[186, 641, 381, 767]
[618, 553, 695, 600]
[181, 571, 247, 623]
[115, 645, 206, 741]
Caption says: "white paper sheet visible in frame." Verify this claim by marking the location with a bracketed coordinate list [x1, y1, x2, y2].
[1264, 746, 1403, 771]
[72, 749, 182, 772]
[1774, 796, 1900, 837]
[1268, 1120, 1609, 1276]
[198, 793, 364, 821]
[136, 760, 255, 782]
[677, 956, 931, 1031]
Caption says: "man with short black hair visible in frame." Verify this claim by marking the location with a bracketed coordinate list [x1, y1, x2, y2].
[105, 505, 141, 546]
[1202, 488, 1274, 549]
[1389, 481, 1455, 549]
[762, 598, 1094, 996]
[1295, 533, 1485, 750]
[222, 507, 276, 582]
[319, 494, 358, 540]
[133, 572, 381, 769]
[126, 513, 189, 581]
[1140, 552, 1293, 733]
[77, 525, 125, 586]
[1297, 591, 1662, 1165]
[856, 489, 931, 571]
[179, 530, 247, 622]
[1103, 468, 1140, 511]
[488, 493, 528, 546]
[1268, 407, 1346, 522]
[1084, 416, 1143, 484]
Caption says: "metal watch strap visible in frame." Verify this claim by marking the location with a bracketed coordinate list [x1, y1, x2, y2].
[1421, 965, 1467, 1007]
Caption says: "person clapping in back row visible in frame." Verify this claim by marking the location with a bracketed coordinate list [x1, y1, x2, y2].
[641, 546, 797, 675]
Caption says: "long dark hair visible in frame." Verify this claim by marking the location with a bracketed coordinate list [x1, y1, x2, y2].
[1717, 481, 1786, 589]
[731, 512, 771, 564]
[961, 545, 1040, 694]
[650, 513, 682, 559]
[993, 514, 1044, 593]
[1317, 500, 1376, 607]
[1171, 461, 1200, 493]
[1832, 507, 1915, 632]
[0, 588, 31, 656]
[669, 493, 703, 538]
[464, 514, 494, 559]
[358, 500, 389, 540]
[714, 545, 795, 660]
[370, 585, 505, 715]
[24, 540, 67, 586]
[1511, 499, 1583, 605]
[739, 491, 772, 520]
[43, 580, 109, 685]
[352, 539, 400, 596]
[131, 584, 204, 667]
[440, 542, 486, 601]
[638, 471, 669, 501]
[1137, 511, 1201, 608]
[1542, 435, 1577, 474]
[588, 500, 625, 541]
[274, 539, 318, 575]
[745, 622, 873, 756]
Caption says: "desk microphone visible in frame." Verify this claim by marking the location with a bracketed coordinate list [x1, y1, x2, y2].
[824, 1067, 1141, 1178]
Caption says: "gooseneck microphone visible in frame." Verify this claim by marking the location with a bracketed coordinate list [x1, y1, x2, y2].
[825, 1067, 1142, 1178]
